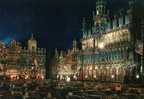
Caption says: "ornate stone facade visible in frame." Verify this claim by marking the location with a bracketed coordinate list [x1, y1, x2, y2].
[54, 40, 78, 81]
[76, 0, 143, 83]
[0, 34, 46, 80]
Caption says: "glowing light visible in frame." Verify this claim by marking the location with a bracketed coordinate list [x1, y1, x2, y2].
[73, 75, 77, 80]
[68, 92, 73, 96]
[89, 66, 93, 70]
[106, 67, 109, 69]
[111, 75, 115, 79]
[57, 75, 59, 79]
[31, 66, 34, 69]
[98, 42, 105, 49]
[66, 76, 71, 82]
[25, 75, 29, 79]
[136, 74, 140, 79]
[85, 75, 88, 78]
[60, 75, 63, 80]
[97, 10, 99, 15]
[41, 75, 44, 80]
[95, 66, 98, 69]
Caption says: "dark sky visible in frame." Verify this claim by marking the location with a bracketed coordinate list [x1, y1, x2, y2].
[0, 0, 129, 50]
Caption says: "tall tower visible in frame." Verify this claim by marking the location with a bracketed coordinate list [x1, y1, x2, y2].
[93, 0, 107, 34]
[96, 0, 106, 16]
[28, 34, 37, 51]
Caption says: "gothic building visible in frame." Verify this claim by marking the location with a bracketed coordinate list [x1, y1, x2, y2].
[0, 34, 46, 80]
[53, 40, 78, 81]
[76, 0, 143, 83]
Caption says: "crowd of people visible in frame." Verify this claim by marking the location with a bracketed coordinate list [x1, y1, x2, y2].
[0, 78, 69, 99]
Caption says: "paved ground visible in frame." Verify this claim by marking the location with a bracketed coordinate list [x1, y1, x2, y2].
[0, 80, 144, 99]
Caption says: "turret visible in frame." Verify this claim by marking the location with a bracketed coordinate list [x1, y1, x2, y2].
[28, 33, 37, 51]
[92, 0, 107, 35]
[55, 48, 59, 59]
[112, 16, 117, 29]
[72, 39, 77, 52]
[82, 18, 87, 38]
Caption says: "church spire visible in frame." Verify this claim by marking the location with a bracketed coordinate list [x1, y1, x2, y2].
[72, 39, 77, 52]
[31, 33, 35, 40]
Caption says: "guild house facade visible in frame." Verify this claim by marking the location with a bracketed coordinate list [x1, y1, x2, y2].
[0, 34, 46, 80]
[75, 0, 143, 83]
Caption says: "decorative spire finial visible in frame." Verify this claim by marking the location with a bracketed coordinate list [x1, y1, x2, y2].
[31, 33, 34, 39]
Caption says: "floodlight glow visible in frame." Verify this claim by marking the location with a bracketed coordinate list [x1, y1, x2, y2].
[136, 74, 140, 79]
[98, 42, 105, 49]
[111, 74, 115, 79]
[66, 76, 71, 82]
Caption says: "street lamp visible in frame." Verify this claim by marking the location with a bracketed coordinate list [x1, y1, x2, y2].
[136, 74, 140, 79]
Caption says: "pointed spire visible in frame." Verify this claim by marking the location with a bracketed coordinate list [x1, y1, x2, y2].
[31, 33, 34, 40]
[73, 39, 77, 52]
[55, 48, 59, 57]
[60, 51, 63, 58]
[32, 33, 34, 38]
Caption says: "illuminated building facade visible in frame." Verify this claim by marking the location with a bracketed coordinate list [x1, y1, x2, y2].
[54, 40, 78, 81]
[76, 0, 143, 83]
[0, 34, 46, 80]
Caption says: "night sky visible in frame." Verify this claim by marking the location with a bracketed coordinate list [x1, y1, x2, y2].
[0, 0, 129, 50]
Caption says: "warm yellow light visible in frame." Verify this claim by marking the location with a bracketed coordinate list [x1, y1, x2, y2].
[98, 42, 105, 49]
[136, 74, 140, 79]
[111, 75, 115, 79]
[73, 75, 77, 80]
[95, 66, 98, 69]
[85, 75, 88, 78]
[97, 10, 99, 15]
[25, 75, 29, 79]
[66, 76, 71, 82]
[41, 75, 44, 80]
[89, 66, 93, 70]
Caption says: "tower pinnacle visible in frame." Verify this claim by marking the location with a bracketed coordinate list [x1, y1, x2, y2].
[31, 33, 35, 40]
[96, 0, 106, 16]
[72, 39, 77, 52]
[28, 33, 37, 51]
